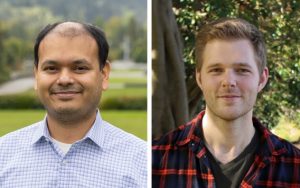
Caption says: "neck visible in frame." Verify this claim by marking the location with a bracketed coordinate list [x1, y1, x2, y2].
[47, 111, 97, 144]
[202, 109, 255, 164]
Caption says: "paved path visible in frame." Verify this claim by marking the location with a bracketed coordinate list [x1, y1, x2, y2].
[0, 77, 35, 95]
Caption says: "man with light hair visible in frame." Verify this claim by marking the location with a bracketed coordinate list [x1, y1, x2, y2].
[153, 18, 300, 187]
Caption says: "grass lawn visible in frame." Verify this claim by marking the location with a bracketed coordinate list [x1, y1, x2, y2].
[0, 110, 147, 140]
[102, 87, 146, 100]
[109, 77, 146, 84]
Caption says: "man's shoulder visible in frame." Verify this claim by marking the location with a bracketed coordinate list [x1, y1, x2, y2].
[0, 122, 41, 146]
[101, 120, 146, 150]
[254, 117, 300, 157]
[274, 135, 300, 157]
[152, 117, 201, 148]
[0, 121, 42, 163]
[262, 129, 300, 158]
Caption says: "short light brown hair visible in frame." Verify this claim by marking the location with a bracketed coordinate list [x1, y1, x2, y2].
[195, 18, 266, 74]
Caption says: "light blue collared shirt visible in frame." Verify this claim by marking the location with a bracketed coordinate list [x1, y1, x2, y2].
[0, 111, 147, 188]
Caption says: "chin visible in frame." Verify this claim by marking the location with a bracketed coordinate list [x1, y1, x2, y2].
[47, 105, 78, 115]
[56, 108, 77, 114]
[218, 114, 243, 121]
[219, 111, 249, 121]
[211, 108, 251, 121]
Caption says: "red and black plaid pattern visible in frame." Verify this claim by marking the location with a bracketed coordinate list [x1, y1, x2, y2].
[152, 111, 300, 188]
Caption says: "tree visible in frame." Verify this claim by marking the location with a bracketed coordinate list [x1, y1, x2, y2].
[152, 0, 189, 137]
[2, 37, 29, 70]
[127, 16, 147, 63]
[104, 15, 147, 62]
[0, 21, 10, 83]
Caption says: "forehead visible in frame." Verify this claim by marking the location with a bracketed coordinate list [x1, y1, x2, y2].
[38, 32, 99, 67]
[39, 22, 98, 52]
[202, 39, 256, 66]
[39, 32, 98, 53]
[50, 22, 87, 36]
[41, 31, 95, 45]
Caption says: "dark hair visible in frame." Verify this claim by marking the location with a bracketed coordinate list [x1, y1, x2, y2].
[195, 18, 266, 74]
[34, 21, 109, 70]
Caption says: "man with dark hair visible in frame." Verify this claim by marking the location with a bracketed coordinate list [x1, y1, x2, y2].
[0, 21, 146, 187]
[152, 18, 300, 188]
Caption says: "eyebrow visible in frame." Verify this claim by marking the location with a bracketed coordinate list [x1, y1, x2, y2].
[72, 59, 90, 65]
[40, 60, 58, 68]
[233, 62, 252, 68]
[206, 63, 223, 69]
[206, 62, 252, 69]
[40, 59, 90, 67]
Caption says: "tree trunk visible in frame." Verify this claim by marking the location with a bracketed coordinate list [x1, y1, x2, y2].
[152, 0, 189, 138]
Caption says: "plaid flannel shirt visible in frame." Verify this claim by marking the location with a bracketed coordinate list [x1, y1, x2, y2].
[152, 111, 300, 188]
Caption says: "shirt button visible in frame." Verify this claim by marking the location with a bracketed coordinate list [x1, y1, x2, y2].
[61, 160, 67, 165]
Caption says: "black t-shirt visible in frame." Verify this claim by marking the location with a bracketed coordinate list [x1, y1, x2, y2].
[204, 131, 259, 188]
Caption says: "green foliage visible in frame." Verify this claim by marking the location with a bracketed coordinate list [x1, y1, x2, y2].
[0, 0, 146, 24]
[2, 37, 30, 69]
[103, 15, 147, 62]
[0, 22, 10, 83]
[131, 27, 147, 62]
[0, 93, 43, 109]
[173, 0, 300, 128]
[0, 65, 10, 84]
[101, 96, 146, 110]
[0, 91, 146, 110]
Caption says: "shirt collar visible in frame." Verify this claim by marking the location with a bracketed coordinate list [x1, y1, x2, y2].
[173, 111, 287, 158]
[30, 110, 105, 149]
[252, 117, 287, 157]
[30, 113, 49, 145]
[83, 110, 105, 148]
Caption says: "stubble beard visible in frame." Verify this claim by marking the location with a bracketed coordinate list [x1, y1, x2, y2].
[44, 92, 101, 126]
[46, 103, 98, 126]
[206, 97, 255, 122]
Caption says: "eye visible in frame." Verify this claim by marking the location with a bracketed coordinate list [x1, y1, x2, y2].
[74, 66, 89, 73]
[208, 68, 223, 73]
[236, 68, 251, 74]
[43, 66, 58, 73]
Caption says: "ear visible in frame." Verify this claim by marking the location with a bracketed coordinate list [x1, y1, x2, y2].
[257, 67, 269, 92]
[195, 68, 203, 90]
[101, 61, 111, 90]
[33, 66, 38, 90]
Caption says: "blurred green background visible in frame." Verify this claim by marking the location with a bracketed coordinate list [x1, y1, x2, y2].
[0, 0, 147, 140]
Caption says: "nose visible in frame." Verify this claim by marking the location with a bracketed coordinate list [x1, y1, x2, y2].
[221, 70, 236, 88]
[56, 69, 74, 86]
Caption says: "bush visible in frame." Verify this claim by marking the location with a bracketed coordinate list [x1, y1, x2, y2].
[0, 93, 43, 109]
[100, 96, 146, 110]
[0, 93, 146, 110]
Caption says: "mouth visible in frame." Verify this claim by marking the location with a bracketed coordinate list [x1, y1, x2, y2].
[218, 95, 241, 98]
[51, 91, 82, 99]
[217, 95, 241, 103]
